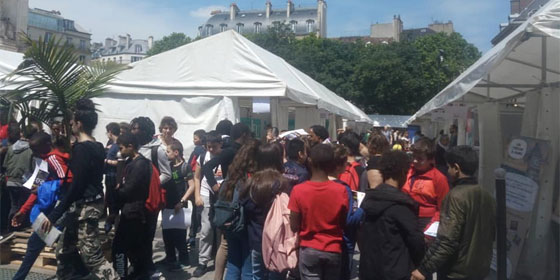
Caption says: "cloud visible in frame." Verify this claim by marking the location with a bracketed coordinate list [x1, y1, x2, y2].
[189, 5, 228, 19]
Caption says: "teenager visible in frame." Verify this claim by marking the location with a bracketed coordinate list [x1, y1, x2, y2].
[186, 129, 205, 248]
[308, 125, 330, 145]
[411, 146, 496, 280]
[360, 133, 390, 190]
[158, 116, 178, 148]
[402, 137, 449, 232]
[104, 122, 120, 224]
[283, 138, 309, 191]
[288, 144, 349, 280]
[193, 131, 223, 278]
[243, 143, 287, 280]
[359, 150, 425, 280]
[112, 132, 152, 279]
[337, 131, 365, 191]
[42, 98, 118, 279]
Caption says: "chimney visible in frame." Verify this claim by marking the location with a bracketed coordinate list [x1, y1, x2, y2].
[148, 36, 153, 49]
[105, 38, 113, 48]
[287, 0, 294, 18]
[230, 3, 239, 21]
[266, 1, 272, 18]
[126, 34, 131, 48]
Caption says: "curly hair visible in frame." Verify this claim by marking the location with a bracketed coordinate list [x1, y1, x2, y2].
[130, 117, 155, 146]
[378, 150, 411, 187]
[221, 138, 261, 201]
[73, 98, 97, 135]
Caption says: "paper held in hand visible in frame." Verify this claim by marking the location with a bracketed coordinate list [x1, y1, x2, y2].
[31, 212, 61, 247]
[424, 221, 439, 237]
[162, 208, 192, 230]
[23, 159, 49, 190]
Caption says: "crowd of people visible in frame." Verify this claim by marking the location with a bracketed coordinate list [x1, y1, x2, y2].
[0, 98, 496, 280]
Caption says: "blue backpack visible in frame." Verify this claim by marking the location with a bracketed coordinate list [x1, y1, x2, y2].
[30, 180, 61, 223]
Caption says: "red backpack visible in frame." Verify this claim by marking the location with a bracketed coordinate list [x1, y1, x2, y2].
[145, 147, 166, 213]
[338, 161, 361, 191]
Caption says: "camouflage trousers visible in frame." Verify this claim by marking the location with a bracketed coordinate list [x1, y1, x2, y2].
[55, 200, 119, 280]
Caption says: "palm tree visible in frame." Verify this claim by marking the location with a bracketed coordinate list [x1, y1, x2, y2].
[1, 34, 128, 142]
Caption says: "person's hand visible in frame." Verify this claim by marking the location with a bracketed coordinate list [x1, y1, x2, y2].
[411, 269, 425, 280]
[41, 218, 52, 233]
[174, 202, 182, 214]
[11, 212, 24, 227]
[212, 183, 221, 193]
[195, 197, 204, 207]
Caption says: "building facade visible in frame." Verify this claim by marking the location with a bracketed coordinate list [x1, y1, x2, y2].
[91, 34, 152, 64]
[370, 15, 403, 43]
[199, 0, 327, 38]
[492, 0, 548, 45]
[0, 0, 29, 52]
[27, 8, 92, 63]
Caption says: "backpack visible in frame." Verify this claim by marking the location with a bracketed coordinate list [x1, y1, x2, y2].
[145, 146, 166, 213]
[339, 161, 361, 191]
[262, 193, 298, 272]
[213, 182, 245, 235]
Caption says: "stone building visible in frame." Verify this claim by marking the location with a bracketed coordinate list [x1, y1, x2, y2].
[91, 34, 153, 64]
[27, 8, 92, 63]
[0, 0, 29, 52]
[199, 0, 327, 38]
[370, 15, 403, 43]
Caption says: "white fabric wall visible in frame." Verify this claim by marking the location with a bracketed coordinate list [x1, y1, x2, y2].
[92, 95, 239, 155]
[271, 97, 289, 131]
[294, 107, 321, 130]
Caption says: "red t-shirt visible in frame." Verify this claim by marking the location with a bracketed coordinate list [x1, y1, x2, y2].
[288, 180, 349, 253]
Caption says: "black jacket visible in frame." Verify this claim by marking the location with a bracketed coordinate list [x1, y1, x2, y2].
[117, 155, 151, 220]
[359, 184, 425, 280]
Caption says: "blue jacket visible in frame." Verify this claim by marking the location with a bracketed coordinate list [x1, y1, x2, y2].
[335, 179, 364, 252]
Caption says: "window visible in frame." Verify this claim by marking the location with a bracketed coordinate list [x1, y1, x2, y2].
[135, 44, 142, 53]
[79, 55, 85, 63]
[205, 24, 213, 36]
[220, 24, 228, 32]
[45, 32, 53, 42]
[79, 40, 86, 50]
[66, 37, 72, 45]
[131, 56, 142, 63]
[306, 20, 315, 33]
[198, 26, 203, 37]
[236, 23, 244, 33]
[119, 56, 122, 64]
[290, 20, 297, 32]
[254, 22, 262, 33]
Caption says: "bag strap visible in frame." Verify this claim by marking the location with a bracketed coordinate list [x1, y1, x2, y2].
[151, 146, 159, 171]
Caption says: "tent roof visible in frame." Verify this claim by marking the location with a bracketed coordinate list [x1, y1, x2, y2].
[107, 30, 369, 121]
[0, 49, 24, 76]
[407, 0, 560, 123]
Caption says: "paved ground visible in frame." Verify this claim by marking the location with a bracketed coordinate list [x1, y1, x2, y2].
[0, 223, 360, 280]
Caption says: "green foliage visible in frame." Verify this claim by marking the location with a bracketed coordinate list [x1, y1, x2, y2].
[246, 25, 481, 115]
[1, 35, 128, 141]
[146, 32, 192, 56]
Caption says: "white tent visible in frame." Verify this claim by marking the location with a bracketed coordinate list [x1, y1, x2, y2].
[407, 1, 559, 279]
[94, 30, 370, 149]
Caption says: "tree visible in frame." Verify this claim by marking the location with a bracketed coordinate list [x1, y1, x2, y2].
[146, 32, 192, 56]
[2, 35, 128, 143]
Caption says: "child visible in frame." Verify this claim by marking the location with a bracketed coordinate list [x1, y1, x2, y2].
[104, 122, 120, 224]
[158, 140, 194, 270]
[283, 138, 309, 191]
[288, 144, 349, 280]
[112, 132, 152, 279]
[11, 132, 74, 280]
[193, 131, 223, 278]
[186, 129, 205, 247]
[402, 137, 449, 232]
[360, 150, 425, 280]
[331, 145, 364, 280]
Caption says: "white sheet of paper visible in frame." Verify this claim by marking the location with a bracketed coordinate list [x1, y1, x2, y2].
[32, 212, 61, 247]
[23, 159, 49, 189]
[278, 129, 309, 140]
[162, 208, 192, 230]
[424, 221, 439, 237]
[354, 191, 365, 208]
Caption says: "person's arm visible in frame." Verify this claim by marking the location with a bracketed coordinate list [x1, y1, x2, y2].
[181, 178, 195, 203]
[392, 205, 425, 266]
[289, 211, 301, 233]
[203, 148, 234, 188]
[416, 194, 464, 277]
[157, 146, 172, 184]
[47, 144, 89, 224]
[194, 163, 203, 207]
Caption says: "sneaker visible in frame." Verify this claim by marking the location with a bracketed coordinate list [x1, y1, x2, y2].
[192, 264, 207, 278]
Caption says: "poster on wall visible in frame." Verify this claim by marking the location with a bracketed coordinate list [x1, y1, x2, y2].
[490, 136, 550, 278]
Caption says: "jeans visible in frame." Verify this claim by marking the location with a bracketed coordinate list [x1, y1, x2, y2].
[299, 247, 341, 280]
[225, 232, 252, 280]
[340, 245, 354, 280]
[251, 249, 286, 280]
[12, 233, 44, 280]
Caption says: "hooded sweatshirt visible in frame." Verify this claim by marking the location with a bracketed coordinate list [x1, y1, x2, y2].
[3, 140, 33, 187]
[359, 184, 425, 280]
[138, 137, 171, 185]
